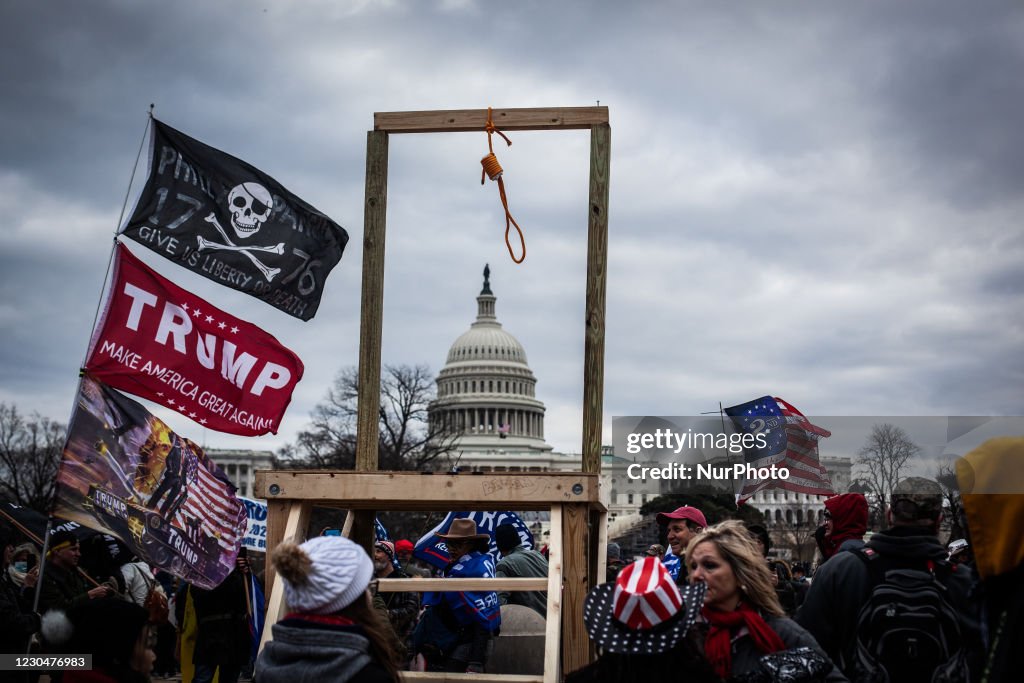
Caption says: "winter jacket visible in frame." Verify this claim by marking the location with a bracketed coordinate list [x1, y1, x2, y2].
[819, 494, 868, 561]
[495, 545, 548, 617]
[119, 561, 152, 607]
[256, 617, 393, 683]
[692, 612, 847, 682]
[0, 571, 40, 658]
[38, 561, 91, 614]
[796, 525, 979, 676]
[957, 436, 1024, 682]
[377, 568, 420, 640]
[189, 570, 251, 668]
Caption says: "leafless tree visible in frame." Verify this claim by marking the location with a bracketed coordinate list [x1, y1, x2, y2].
[277, 364, 459, 471]
[936, 460, 966, 540]
[0, 403, 66, 512]
[855, 423, 920, 529]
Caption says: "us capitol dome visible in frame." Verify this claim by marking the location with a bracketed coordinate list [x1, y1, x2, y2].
[429, 265, 574, 469]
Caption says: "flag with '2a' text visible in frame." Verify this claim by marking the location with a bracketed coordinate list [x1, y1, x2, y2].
[85, 244, 303, 436]
[120, 118, 349, 320]
[724, 396, 834, 504]
[54, 376, 246, 589]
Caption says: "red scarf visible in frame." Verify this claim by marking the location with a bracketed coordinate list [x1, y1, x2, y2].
[701, 602, 786, 678]
[284, 612, 355, 627]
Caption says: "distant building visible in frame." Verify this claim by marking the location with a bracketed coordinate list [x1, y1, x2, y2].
[427, 266, 581, 479]
[747, 455, 854, 529]
[424, 266, 852, 550]
[206, 448, 274, 498]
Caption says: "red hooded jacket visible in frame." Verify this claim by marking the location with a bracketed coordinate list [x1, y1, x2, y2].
[821, 493, 868, 559]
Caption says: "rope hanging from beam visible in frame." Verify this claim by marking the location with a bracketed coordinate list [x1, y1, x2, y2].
[480, 107, 526, 263]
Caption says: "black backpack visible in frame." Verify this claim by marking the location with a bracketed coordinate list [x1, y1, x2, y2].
[851, 548, 970, 683]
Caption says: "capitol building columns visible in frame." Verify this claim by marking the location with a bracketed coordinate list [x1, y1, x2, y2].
[427, 266, 578, 477]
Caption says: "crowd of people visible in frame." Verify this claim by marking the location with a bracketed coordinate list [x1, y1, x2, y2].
[3, 442, 1021, 682]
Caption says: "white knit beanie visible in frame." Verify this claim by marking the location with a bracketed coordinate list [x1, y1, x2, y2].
[273, 536, 374, 615]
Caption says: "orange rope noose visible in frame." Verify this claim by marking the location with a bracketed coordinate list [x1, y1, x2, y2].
[480, 107, 526, 263]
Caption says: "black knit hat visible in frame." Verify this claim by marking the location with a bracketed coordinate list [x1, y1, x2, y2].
[48, 529, 79, 556]
[495, 523, 522, 553]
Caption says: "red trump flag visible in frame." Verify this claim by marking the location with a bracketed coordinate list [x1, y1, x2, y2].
[85, 244, 303, 436]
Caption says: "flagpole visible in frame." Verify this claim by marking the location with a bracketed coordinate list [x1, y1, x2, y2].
[114, 104, 154, 237]
[82, 105, 154, 369]
[719, 401, 742, 504]
[48, 107, 155, 573]
[30, 519, 53, 614]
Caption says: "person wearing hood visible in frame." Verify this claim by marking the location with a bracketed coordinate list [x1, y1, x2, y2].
[813, 493, 868, 563]
[1, 526, 41, 680]
[956, 436, 1024, 682]
[256, 535, 399, 683]
[796, 478, 980, 679]
[7, 542, 40, 588]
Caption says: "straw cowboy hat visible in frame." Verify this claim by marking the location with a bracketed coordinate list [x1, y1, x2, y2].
[436, 518, 490, 542]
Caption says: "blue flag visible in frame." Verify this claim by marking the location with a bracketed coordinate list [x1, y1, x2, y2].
[724, 396, 790, 464]
[724, 395, 834, 504]
[248, 573, 265, 660]
[423, 551, 501, 632]
[413, 511, 535, 570]
[662, 549, 681, 581]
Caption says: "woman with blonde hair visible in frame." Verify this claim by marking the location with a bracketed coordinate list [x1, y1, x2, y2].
[256, 536, 401, 683]
[685, 520, 846, 682]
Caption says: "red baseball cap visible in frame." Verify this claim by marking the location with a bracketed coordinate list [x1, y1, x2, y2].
[656, 506, 707, 528]
[394, 539, 414, 553]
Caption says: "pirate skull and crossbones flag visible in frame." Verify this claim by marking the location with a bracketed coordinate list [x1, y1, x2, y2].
[120, 119, 349, 321]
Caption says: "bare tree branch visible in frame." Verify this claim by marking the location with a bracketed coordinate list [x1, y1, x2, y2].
[0, 403, 66, 512]
[856, 423, 920, 530]
[276, 364, 459, 472]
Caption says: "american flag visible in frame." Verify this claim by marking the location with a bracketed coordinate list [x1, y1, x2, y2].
[724, 396, 835, 505]
[173, 438, 246, 553]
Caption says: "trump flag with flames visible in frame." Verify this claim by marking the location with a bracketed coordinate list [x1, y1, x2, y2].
[54, 376, 247, 589]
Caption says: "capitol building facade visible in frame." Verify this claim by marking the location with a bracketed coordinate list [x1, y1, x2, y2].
[427, 267, 579, 475]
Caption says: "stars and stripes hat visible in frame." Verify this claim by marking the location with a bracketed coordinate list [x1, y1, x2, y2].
[583, 556, 705, 654]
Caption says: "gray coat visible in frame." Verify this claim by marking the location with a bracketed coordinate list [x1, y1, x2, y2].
[256, 620, 391, 683]
[495, 546, 548, 617]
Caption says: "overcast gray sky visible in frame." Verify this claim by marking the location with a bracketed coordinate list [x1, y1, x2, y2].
[1, 1, 1021, 461]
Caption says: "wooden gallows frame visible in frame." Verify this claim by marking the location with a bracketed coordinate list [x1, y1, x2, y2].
[256, 106, 611, 682]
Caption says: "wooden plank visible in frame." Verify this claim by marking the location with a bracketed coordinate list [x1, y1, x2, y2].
[255, 471, 600, 509]
[341, 509, 354, 538]
[401, 674, 541, 683]
[593, 509, 608, 588]
[561, 504, 589, 675]
[543, 505, 563, 683]
[588, 508, 607, 662]
[376, 578, 548, 592]
[582, 124, 610, 476]
[375, 107, 608, 134]
[259, 501, 311, 650]
[355, 129, 389, 472]
[350, 509, 377, 556]
[262, 499, 289, 596]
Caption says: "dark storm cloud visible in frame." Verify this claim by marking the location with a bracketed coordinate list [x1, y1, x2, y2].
[1, 1, 1022, 456]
